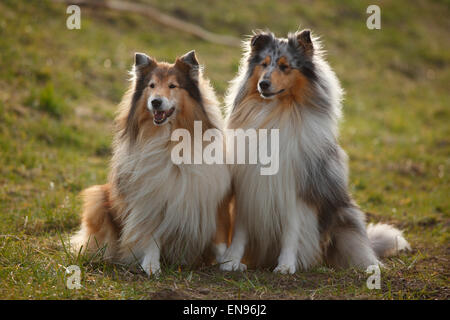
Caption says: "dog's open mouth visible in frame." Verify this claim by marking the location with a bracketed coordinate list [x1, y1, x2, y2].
[260, 89, 285, 99]
[153, 107, 175, 125]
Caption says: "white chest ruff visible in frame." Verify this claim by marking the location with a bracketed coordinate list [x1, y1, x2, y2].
[114, 134, 230, 264]
[230, 115, 303, 250]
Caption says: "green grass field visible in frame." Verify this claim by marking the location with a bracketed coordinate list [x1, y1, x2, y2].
[0, 0, 448, 299]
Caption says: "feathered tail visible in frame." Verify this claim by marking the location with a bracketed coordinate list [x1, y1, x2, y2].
[326, 207, 411, 268]
[367, 223, 411, 258]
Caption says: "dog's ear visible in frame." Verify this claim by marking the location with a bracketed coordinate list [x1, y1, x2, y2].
[291, 29, 313, 57]
[134, 52, 155, 68]
[175, 50, 200, 77]
[250, 33, 272, 53]
[180, 50, 199, 67]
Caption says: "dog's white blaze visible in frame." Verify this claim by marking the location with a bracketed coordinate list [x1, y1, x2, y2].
[147, 95, 175, 112]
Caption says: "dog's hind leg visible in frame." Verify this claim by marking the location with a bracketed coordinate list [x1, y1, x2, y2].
[70, 184, 119, 260]
[325, 206, 380, 269]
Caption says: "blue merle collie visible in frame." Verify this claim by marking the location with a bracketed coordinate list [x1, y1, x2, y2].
[220, 29, 410, 273]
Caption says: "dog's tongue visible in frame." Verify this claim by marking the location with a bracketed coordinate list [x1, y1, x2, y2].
[154, 110, 166, 121]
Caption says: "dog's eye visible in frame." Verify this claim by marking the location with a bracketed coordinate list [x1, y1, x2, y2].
[279, 64, 288, 71]
[261, 62, 268, 68]
[149, 83, 155, 88]
[168, 84, 176, 89]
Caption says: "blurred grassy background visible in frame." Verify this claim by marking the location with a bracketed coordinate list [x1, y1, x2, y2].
[0, 0, 448, 299]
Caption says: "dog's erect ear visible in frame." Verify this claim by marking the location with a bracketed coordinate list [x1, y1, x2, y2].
[175, 50, 199, 77]
[134, 52, 155, 68]
[250, 33, 272, 53]
[293, 29, 313, 56]
[180, 50, 199, 67]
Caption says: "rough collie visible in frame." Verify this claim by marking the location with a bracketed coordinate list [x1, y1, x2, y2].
[71, 50, 231, 275]
[220, 30, 410, 273]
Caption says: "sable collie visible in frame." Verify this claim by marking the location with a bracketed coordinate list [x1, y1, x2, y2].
[220, 30, 410, 273]
[71, 50, 231, 275]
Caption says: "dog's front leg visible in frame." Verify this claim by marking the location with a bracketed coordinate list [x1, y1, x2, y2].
[141, 237, 161, 277]
[273, 209, 301, 274]
[219, 221, 247, 272]
[214, 194, 232, 263]
[274, 200, 321, 274]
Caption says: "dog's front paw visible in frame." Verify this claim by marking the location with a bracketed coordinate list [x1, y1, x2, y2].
[214, 243, 227, 264]
[144, 262, 161, 277]
[142, 258, 161, 277]
[273, 263, 296, 274]
[220, 259, 247, 272]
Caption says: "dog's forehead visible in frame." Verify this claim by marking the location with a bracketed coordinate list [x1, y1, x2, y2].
[258, 37, 298, 65]
[151, 64, 177, 80]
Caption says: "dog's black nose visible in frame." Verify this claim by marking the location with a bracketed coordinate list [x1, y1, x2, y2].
[259, 80, 271, 91]
[151, 98, 162, 109]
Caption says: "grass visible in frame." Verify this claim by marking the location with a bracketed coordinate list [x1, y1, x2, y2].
[25, 84, 69, 119]
[0, 0, 448, 299]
